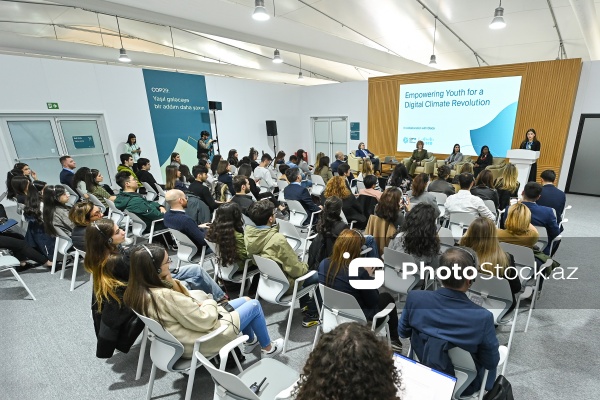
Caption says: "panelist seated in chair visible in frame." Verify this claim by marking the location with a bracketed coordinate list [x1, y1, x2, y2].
[444, 143, 464, 169]
[356, 142, 381, 172]
[283, 168, 322, 225]
[398, 247, 500, 396]
[123, 243, 285, 359]
[405, 140, 428, 175]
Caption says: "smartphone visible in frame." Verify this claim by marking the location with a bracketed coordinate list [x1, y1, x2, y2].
[402, 195, 408, 203]
[221, 302, 235, 313]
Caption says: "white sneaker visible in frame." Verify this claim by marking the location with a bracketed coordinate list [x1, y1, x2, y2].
[261, 338, 284, 358]
[243, 337, 259, 354]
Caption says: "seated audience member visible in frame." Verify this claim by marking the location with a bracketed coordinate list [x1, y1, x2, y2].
[274, 150, 286, 165]
[318, 229, 402, 351]
[124, 243, 284, 358]
[18, 180, 54, 263]
[189, 165, 221, 212]
[163, 189, 210, 250]
[253, 153, 275, 189]
[387, 163, 412, 193]
[314, 156, 333, 184]
[398, 247, 500, 395]
[497, 202, 539, 248]
[452, 162, 474, 184]
[211, 154, 221, 177]
[237, 156, 252, 169]
[278, 164, 290, 181]
[135, 158, 159, 190]
[537, 170, 566, 228]
[283, 168, 322, 225]
[358, 174, 382, 200]
[237, 164, 277, 203]
[460, 217, 521, 308]
[217, 159, 234, 196]
[365, 187, 406, 255]
[245, 200, 320, 327]
[197, 158, 214, 184]
[6, 163, 37, 202]
[296, 149, 313, 175]
[473, 145, 493, 177]
[248, 147, 259, 171]
[356, 142, 381, 172]
[85, 169, 116, 208]
[390, 203, 440, 267]
[226, 149, 238, 167]
[72, 167, 91, 197]
[445, 143, 464, 169]
[59, 155, 77, 189]
[178, 164, 194, 186]
[495, 163, 520, 211]
[336, 162, 357, 191]
[114, 171, 167, 231]
[117, 154, 142, 188]
[43, 185, 75, 235]
[444, 173, 495, 220]
[294, 323, 401, 400]
[407, 173, 439, 216]
[470, 169, 499, 210]
[286, 154, 299, 168]
[330, 151, 345, 174]
[83, 218, 144, 358]
[323, 176, 366, 229]
[69, 201, 103, 250]
[165, 165, 186, 190]
[521, 182, 560, 255]
[170, 152, 182, 167]
[360, 158, 375, 177]
[0, 232, 53, 270]
[230, 175, 254, 215]
[10, 175, 29, 204]
[429, 165, 455, 197]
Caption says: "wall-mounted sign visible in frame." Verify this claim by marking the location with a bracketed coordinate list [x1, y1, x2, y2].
[72, 135, 95, 149]
[47, 102, 59, 109]
[350, 122, 360, 140]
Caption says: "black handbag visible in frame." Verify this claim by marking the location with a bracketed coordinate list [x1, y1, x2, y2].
[483, 375, 514, 400]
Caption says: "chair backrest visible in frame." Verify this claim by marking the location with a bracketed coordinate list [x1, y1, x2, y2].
[448, 346, 478, 400]
[105, 198, 126, 226]
[448, 212, 476, 238]
[205, 239, 239, 280]
[320, 284, 367, 333]
[85, 193, 107, 213]
[467, 273, 513, 323]
[285, 200, 309, 227]
[499, 242, 534, 281]
[54, 226, 73, 254]
[63, 185, 79, 206]
[431, 192, 448, 205]
[169, 229, 199, 262]
[483, 200, 497, 216]
[126, 211, 148, 238]
[0, 191, 6, 202]
[229, 165, 237, 176]
[242, 214, 256, 227]
[195, 351, 261, 400]
[382, 248, 421, 295]
[310, 174, 326, 196]
[357, 195, 378, 216]
[76, 188, 87, 198]
[533, 225, 549, 249]
[275, 219, 303, 251]
[253, 255, 290, 304]
[356, 180, 366, 192]
[134, 311, 185, 372]
[437, 227, 455, 247]
[142, 182, 158, 201]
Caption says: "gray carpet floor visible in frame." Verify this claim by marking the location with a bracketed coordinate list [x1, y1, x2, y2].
[1, 193, 598, 399]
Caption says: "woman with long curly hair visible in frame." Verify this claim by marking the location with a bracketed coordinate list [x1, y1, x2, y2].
[387, 163, 412, 193]
[206, 202, 252, 270]
[323, 175, 366, 229]
[374, 186, 406, 230]
[295, 323, 401, 400]
[390, 203, 440, 267]
[318, 229, 402, 352]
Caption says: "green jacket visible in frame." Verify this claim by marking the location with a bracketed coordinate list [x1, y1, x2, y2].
[117, 165, 142, 187]
[114, 191, 163, 228]
[244, 225, 308, 292]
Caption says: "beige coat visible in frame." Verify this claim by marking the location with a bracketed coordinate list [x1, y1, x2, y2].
[148, 283, 240, 358]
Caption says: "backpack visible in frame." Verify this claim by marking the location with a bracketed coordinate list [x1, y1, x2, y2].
[213, 181, 229, 202]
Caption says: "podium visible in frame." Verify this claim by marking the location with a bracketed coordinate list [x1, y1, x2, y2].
[506, 149, 540, 186]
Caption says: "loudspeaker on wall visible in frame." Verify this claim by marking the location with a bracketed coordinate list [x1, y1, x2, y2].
[266, 120, 278, 137]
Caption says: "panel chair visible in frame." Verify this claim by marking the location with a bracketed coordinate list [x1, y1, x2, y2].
[126, 212, 170, 245]
[253, 255, 320, 354]
[313, 284, 394, 350]
[51, 227, 74, 275]
[467, 274, 535, 375]
[195, 336, 299, 400]
[168, 229, 212, 273]
[141, 182, 158, 202]
[382, 248, 424, 301]
[310, 174, 326, 197]
[0, 255, 36, 300]
[134, 312, 237, 400]
[63, 184, 79, 207]
[205, 239, 259, 297]
[448, 345, 508, 400]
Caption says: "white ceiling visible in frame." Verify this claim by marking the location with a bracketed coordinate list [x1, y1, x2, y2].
[0, 0, 598, 85]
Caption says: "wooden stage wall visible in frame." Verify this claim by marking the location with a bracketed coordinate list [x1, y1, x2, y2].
[367, 59, 582, 181]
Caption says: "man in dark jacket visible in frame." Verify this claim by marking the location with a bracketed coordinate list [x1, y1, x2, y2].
[537, 170, 566, 228]
[136, 158, 160, 190]
[59, 155, 76, 189]
[522, 182, 560, 255]
[231, 175, 254, 215]
[114, 171, 165, 230]
[189, 165, 222, 212]
[283, 168, 322, 225]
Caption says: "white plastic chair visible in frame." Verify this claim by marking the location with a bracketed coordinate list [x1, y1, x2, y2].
[339, 210, 356, 230]
[242, 214, 256, 227]
[431, 192, 447, 217]
[310, 174, 326, 197]
[51, 227, 74, 276]
[126, 212, 170, 245]
[206, 240, 260, 297]
[313, 284, 394, 350]
[276, 218, 316, 261]
[153, 183, 167, 205]
[195, 336, 299, 400]
[483, 199, 497, 218]
[134, 312, 236, 400]
[532, 225, 549, 251]
[68, 248, 86, 291]
[285, 200, 320, 229]
[63, 184, 79, 207]
[447, 212, 477, 239]
[105, 198, 128, 229]
[86, 192, 107, 215]
[448, 345, 508, 400]
[168, 229, 210, 271]
[499, 242, 535, 284]
[382, 248, 422, 301]
[253, 255, 320, 354]
[141, 182, 158, 202]
[0, 255, 36, 300]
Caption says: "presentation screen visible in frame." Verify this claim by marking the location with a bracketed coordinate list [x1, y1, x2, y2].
[397, 76, 522, 157]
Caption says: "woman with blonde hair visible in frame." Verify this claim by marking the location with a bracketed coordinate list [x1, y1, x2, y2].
[318, 229, 402, 352]
[323, 176, 366, 229]
[497, 202, 539, 248]
[495, 163, 520, 212]
[460, 217, 521, 306]
[165, 165, 186, 190]
[361, 158, 374, 177]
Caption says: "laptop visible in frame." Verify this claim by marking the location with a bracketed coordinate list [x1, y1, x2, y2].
[384, 156, 399, 164]
[0, 218, 18, 233]
[393, 353, 457, 400]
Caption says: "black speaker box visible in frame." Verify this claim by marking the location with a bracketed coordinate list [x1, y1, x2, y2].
[209, 101, 222, 110]
[266, 120, 278, 137]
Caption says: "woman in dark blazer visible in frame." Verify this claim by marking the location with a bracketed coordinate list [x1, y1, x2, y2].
[473, 145, 493, 177]
[406, 140, 428, 175]
[519, 128, 541, 182]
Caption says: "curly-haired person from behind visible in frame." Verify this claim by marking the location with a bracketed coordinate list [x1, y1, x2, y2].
[294, 323, 402, 400]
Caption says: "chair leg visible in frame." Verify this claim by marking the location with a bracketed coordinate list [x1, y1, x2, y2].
[312, 325, 321, 351]
[283, 300, 295, 354]
[184, 356, 198, 400]
[525, 276, 541, 333]
[51, 237, 59, 274]
[7, 267, 36, 300]
[70, 251, 80, 291]
[146, 363, 157, 400]
[135, 327, 149, 380]
[60, 251, 68, 280]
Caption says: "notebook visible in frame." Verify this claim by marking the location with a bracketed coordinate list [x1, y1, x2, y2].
[0, 218, 18, 233]
[393, 353, 457, 400]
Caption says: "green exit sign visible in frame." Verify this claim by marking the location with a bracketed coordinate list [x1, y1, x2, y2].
[46, 102, 59, 109]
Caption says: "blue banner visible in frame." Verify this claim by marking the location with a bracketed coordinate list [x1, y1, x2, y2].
[142, 69, 211, 169]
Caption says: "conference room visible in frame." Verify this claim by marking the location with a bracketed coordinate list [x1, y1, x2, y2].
[0, 1, 599, 399]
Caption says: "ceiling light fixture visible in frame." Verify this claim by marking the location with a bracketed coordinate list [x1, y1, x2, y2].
[429, 18, 437, 65]
[116, 17, 130, 62]
[273, 49, 283, 63]
[253, 0, 270, 21]
[298, 54, 304, 79]
[489, 1, 506, 30]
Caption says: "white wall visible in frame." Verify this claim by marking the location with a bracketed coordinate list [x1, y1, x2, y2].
[300, 81, 368, 162]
